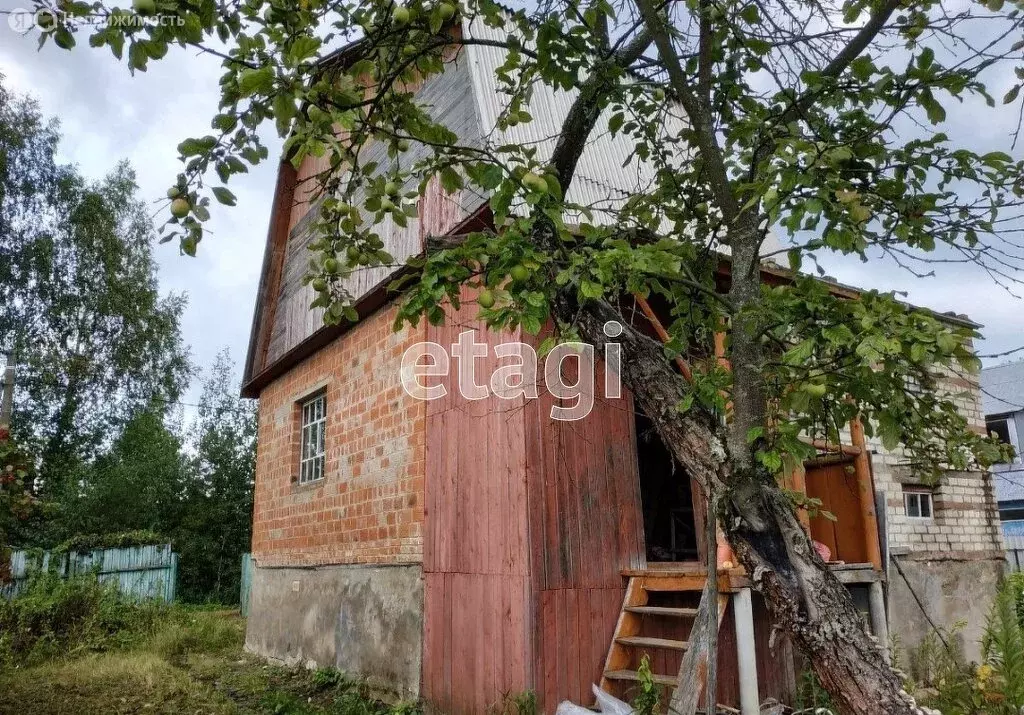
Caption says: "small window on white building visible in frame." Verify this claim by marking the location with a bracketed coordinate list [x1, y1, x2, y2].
[903, 487, 933, 520]
[299, 393, 326, 484]
[986, 416, 1016, 463]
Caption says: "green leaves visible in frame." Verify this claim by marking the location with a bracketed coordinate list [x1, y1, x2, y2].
[178, 136, 217, 158]
[919, 89, 947, 124]
[285, 35, 321, 67]
[757, 276, 994, 479]
[238, 66, 275, 97]
[211, 187, 237, 206]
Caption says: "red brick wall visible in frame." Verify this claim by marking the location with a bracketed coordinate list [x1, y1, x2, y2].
[251, 305, 427, 567]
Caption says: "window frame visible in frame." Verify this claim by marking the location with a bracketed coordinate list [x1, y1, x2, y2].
[986, 414, 1018, 464]
[298, 392, 327, 484]
[903, 487, 934, 521]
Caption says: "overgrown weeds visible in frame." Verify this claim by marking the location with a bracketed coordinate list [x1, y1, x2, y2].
[915, 578, 1024, 714]
[0, 570, 168, 666]
[0, 572, 421, 714]
[793, 667, 835, 714]
[490, 689, 538, 715]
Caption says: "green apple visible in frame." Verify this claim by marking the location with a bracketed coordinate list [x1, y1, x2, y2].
[477, 289, 495, 308]
[522, 171, 547, 193]
[801, 382, 827, 398]
[169, 198, 190, 218]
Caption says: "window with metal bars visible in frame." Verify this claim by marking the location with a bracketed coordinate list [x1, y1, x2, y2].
[299, 393, 326, 484]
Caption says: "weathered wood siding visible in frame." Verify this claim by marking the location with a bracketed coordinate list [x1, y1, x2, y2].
[422, 287, 533, 713]
[805, 460, 870, 565]
[3, 545, 178, 602]
[422, 298, 648, 713]
[524, 346, 646, 710]
[264, 53, 486, 369]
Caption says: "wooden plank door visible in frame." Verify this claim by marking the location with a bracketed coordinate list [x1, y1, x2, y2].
[803, 461, 869, 564]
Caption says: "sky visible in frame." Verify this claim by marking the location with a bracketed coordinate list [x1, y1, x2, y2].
[1, 3, 1023, 411]
[1, 5, 282, 405]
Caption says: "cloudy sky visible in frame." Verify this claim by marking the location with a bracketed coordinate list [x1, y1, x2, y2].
[1, 3, 1023, 409]
[1, 5, 282, 404]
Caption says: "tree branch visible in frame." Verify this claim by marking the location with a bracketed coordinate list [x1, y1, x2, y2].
[633, 0, 742, 223]
[548, 28, 654, 188]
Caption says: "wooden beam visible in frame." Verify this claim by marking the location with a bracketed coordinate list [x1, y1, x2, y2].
[600, 577, 648, 695]
[633, 294, 693, 383]
[789, 465, 811, 532]
[800, 436, 862, 456]
[850, 416, 883, 570]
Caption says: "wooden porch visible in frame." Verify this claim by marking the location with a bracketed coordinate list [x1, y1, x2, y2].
[599, 564, 888, 713]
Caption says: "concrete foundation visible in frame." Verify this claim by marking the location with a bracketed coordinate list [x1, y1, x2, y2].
[888, 554, 1003, 671]
[245, 562, 424, 697]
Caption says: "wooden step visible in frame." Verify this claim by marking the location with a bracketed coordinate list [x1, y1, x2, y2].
[639, 575, 710, 592]
[624, 605, 699, 618]
[603, 669, 677, 687]
[615, 636, 689, 651]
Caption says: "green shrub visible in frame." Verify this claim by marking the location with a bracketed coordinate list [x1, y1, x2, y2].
[631, 654, 661, 715]
[53, 530, 166, 555]
[920, 579, 1024, 714]
[312, 667, 344, 689]
[0, 571, 167, 667]
[794, 667, 835, 714]
[1004, 571, 1024, 625]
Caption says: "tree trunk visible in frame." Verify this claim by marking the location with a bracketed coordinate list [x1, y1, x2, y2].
[565, 298, 919, 715]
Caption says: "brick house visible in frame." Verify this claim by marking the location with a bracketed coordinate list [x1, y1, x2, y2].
[240, 16, 1005, 713]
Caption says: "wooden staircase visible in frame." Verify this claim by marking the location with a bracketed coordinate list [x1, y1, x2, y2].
[600, 571, 731, 699]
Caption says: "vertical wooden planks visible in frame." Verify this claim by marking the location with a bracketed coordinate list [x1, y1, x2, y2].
[421, 286, 535, 714]
[422, 297, 663, 713]
[805, 461, 869, 564]
[520, 328, 646, 712]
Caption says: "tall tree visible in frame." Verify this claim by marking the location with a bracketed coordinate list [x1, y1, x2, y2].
[0, 78, 191, 489]
[176, 350, 257, 604]
[0, 427, 37, 582]
[62, 407, 188, 538]
[45, 0, 1024, 710]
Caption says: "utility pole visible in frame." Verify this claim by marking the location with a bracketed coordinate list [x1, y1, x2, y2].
[0, 351, 14, 430]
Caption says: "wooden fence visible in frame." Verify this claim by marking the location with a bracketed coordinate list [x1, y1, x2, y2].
[2, 544, 178, 602]
[239, 552, 253, 617]
[1006, 534, 1024, 574]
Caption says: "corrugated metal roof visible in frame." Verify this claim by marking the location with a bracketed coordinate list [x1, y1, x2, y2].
[992, 466, 1024, 502]
[982, 361, 1024, 415]
[462, 17, 781, 254]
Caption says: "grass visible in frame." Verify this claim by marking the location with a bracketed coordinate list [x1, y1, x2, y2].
[0, 577, 419, 715]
